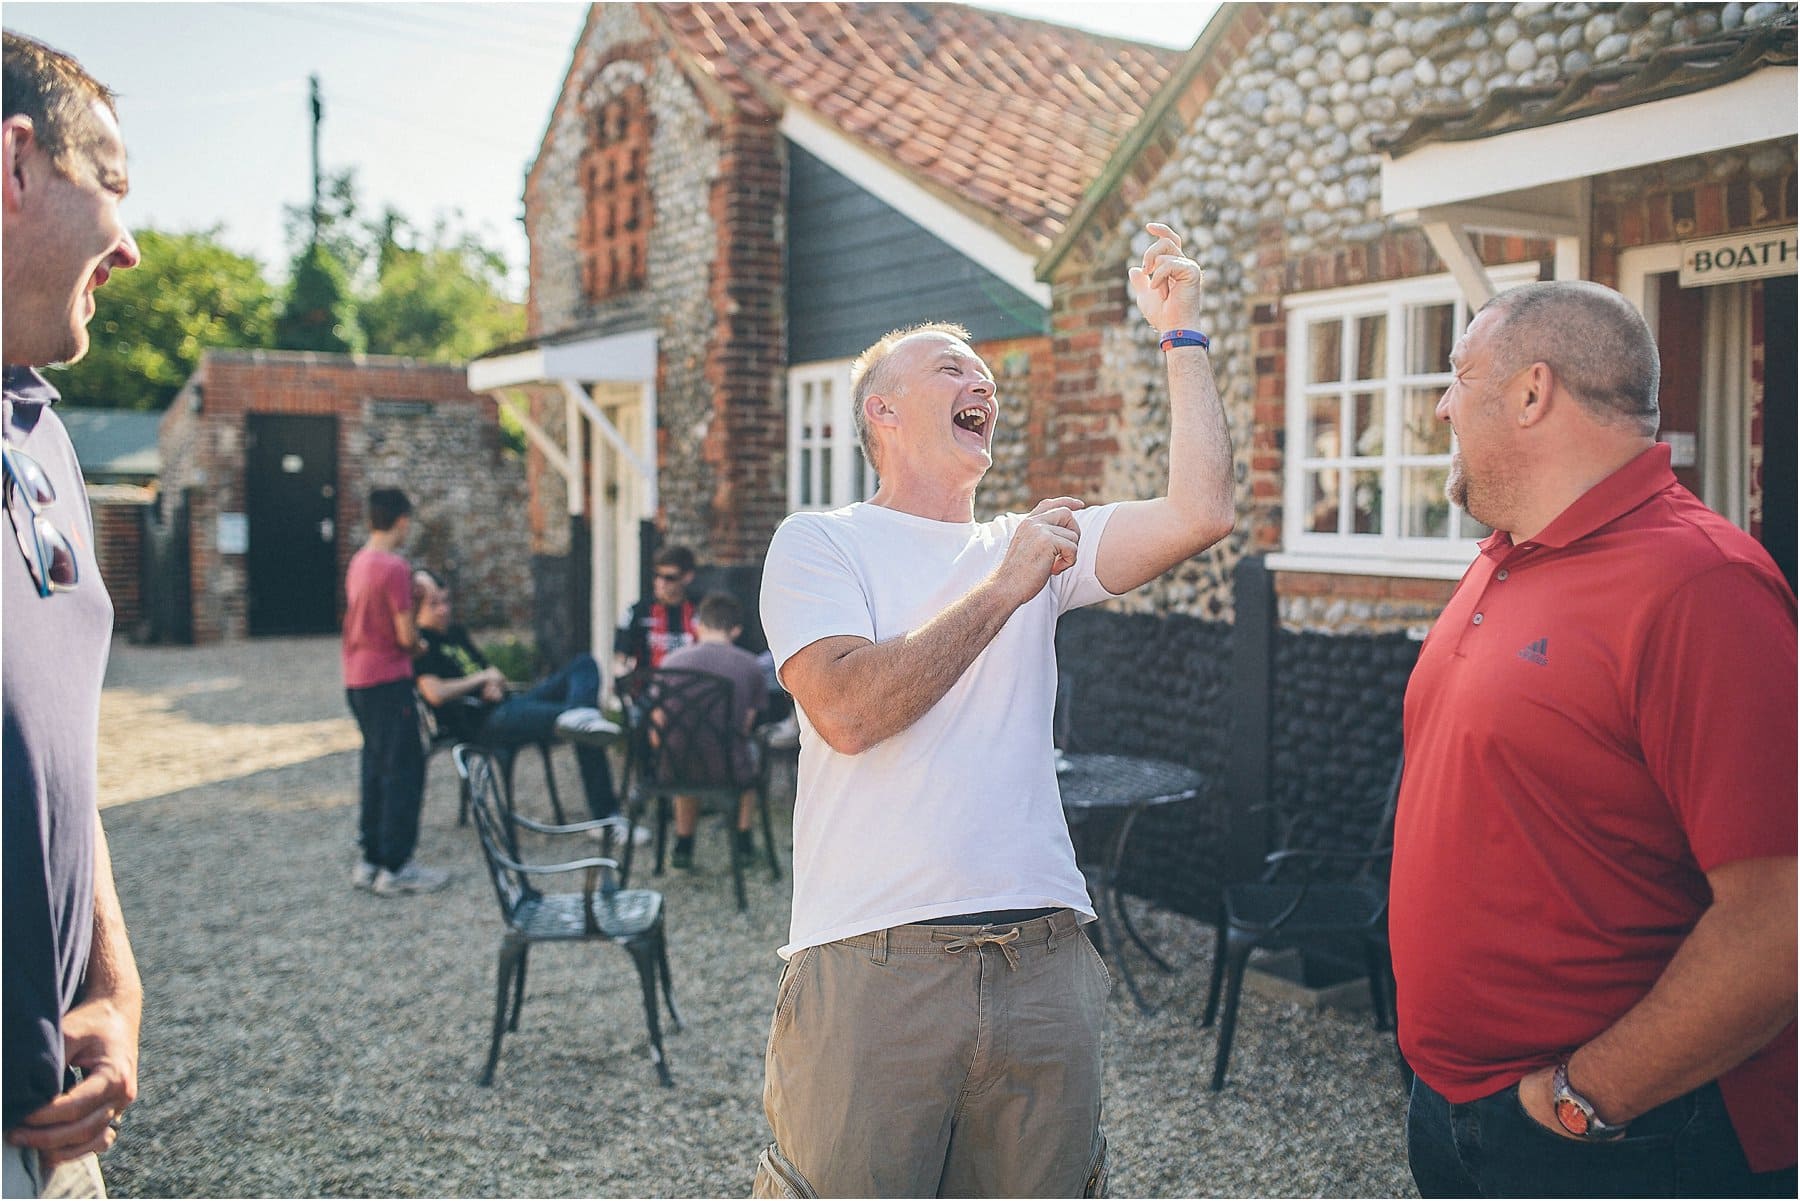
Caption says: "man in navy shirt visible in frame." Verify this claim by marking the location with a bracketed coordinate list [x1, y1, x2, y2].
[3, 30, 145, 1198]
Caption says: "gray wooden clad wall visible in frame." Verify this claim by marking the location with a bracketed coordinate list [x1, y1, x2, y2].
[785, 144, 1047, 364]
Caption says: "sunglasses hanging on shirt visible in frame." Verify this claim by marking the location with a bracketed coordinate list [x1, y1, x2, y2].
[3, 444, 80, 597]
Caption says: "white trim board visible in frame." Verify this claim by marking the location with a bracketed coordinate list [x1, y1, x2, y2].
[780, 105, 1052, 308]
[1381, 68, 1798, 214]
[467, 327, 659, 392]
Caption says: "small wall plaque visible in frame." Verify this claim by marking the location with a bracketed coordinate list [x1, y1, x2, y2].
[217, 512, 249, 555]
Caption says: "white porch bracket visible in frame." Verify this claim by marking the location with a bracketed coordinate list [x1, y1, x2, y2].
[1401, 180, 1593, 310]
[558, 379, 658, 514]
[494, 388, 572, 481]
[1421, 220, 1497, 310]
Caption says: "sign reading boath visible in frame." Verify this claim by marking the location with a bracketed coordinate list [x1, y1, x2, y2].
[1679, 227, 1797, 288]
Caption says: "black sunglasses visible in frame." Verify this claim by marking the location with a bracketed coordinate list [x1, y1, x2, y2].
[654, 571, 686, 583]
[3, 445, 79, 596]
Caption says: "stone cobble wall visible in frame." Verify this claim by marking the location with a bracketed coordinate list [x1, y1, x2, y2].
[353, 405, 531, 632]
[1055, 607, 1235, 913]
[1269, 627, 1417, 863]
[156, 351, 529, 642]
[1050, 1, 1794, 630]
[524, 6, 785, 568]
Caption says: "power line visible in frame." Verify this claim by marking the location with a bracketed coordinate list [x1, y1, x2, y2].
[307, 1, 574, 57]
[220, 2, 573, 62]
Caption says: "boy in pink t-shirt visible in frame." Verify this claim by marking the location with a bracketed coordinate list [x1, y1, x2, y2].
[342, 488, 446, 897]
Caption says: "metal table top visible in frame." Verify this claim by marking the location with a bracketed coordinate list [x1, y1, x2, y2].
[1056, 752, 1200, 815]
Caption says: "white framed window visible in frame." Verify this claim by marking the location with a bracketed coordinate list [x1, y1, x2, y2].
[787, 358, 876, 512]
[1270, 265, 1540, 577]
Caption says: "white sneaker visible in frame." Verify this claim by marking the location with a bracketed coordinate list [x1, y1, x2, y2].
[372, 862, 451, 896]
[555, 707, 622, 739]
[763, 715, 800, 750]
[585, 822, 653, 849]
[352, 861, 379, 891]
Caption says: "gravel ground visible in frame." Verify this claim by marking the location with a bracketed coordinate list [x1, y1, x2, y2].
[96, 635, 1416, 1198]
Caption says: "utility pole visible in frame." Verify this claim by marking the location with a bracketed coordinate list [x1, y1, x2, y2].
[309, 73, 323, 246]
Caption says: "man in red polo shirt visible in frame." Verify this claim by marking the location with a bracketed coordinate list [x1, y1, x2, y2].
[1391, 280, 1796, 1197]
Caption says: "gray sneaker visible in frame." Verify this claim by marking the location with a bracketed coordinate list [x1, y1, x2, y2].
[352, 861, 379, 891]
[372, 862, 451, 896]
[555, 707, 621, 739]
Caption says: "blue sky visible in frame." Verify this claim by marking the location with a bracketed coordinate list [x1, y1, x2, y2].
[4, 2, 1218, 298]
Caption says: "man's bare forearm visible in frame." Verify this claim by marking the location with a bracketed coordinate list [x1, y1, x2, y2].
[1569, 856, 1796, 1123]
[788, 575, 1023, 756]
[86, 818, 141, 1023]
[1094, 346, 1234, 594]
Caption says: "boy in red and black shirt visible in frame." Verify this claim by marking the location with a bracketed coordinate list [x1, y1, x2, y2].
[613, 543, 700, 695]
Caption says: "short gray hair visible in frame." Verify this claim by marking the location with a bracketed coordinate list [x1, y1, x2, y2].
[1480, 281, 1660, 435]
[848, 321, 972, 471]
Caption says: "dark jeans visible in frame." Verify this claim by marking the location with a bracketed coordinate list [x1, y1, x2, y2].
[477, 654, 618, 820]
[346, 679, 425, 872]
[1407, 1073, 1796, 1198]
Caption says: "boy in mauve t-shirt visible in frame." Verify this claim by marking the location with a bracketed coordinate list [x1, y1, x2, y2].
[342, 488, 447, 897]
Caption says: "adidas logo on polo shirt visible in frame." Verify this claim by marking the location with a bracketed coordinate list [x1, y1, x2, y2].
[1517, 637, 1549, 667]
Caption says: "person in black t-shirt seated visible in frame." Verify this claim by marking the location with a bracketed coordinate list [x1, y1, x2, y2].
[613, 544, 699, 698]
[412, 570, 626, 828]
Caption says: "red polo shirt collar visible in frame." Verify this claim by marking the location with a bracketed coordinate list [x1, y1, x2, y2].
[1479, 442, 1674, 560]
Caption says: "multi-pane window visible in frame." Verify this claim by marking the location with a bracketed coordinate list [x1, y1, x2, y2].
[578, 88, 650, 301]
[788, 360, 876, 512]
[1283, 267, 1539, 567]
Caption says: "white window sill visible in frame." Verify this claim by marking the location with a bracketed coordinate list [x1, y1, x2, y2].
[1263, 551, 1475, 581]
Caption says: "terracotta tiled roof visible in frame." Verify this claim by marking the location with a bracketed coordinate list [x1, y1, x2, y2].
[1378, 15, 1797, 158]
[650, 2, 1182, 248]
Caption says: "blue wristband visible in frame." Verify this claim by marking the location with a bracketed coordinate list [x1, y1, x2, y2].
[1159, 328, 1210, 351]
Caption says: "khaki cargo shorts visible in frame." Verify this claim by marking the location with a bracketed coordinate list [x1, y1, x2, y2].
[752, 909, 1112, 1198]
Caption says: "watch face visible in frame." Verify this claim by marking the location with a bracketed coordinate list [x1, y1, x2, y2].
[1554, 1096, 1591, 1136]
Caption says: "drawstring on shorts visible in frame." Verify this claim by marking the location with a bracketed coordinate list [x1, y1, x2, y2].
[933, 926, 1022, 971]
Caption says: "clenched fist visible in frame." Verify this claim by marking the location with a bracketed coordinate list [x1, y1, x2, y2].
[993, 496, 1086, 607]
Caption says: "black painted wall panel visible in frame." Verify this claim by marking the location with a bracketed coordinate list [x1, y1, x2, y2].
[785, 144, 1046, 362]
[1053, 606, 1419, 919]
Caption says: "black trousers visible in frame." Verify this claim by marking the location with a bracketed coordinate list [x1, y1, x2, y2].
[1407, 1073, 1795, 1198]
[346, 680, 425, 871]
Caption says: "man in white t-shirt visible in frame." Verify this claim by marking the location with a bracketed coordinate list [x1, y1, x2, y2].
[753, 224, 1231, 1198]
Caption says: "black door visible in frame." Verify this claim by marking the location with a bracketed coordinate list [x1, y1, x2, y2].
[246, 414, 339, 635]
[1761, 276, 1795, 590]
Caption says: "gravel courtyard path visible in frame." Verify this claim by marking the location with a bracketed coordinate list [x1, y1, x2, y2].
[95, 635, 1414, 1198]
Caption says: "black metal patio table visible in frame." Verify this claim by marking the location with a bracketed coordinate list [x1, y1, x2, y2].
[1058, 752, 1201, 1013]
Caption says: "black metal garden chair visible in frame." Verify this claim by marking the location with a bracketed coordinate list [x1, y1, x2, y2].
[416, 690, 565, 826]
[626, 667, 781, 913]
[1202, 756, 1404, 1090]
[452, 744, 682, 1087]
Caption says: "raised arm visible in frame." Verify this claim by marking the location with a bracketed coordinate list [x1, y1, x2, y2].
[780, 497, 1086, 755]
[1093, 222, 1234, 596]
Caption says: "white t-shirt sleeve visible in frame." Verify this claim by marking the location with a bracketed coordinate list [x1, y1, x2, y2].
[760, 513, 876, 675]
[1049, 501, 1125, 613]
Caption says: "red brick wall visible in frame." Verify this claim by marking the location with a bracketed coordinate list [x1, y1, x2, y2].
[1591, 139, 1797, 288]
[162, 351, 529, 642]
[91, 496, 147, 633]
[702, 118, 788, 565]
[1045, 257, 1132, 504]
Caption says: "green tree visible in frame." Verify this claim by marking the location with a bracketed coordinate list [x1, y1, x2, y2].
[275, 167, 364, 353]
[359, 216, 524, 361]
[46, 227, 278, 410]
[276, 240, 361, 353]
